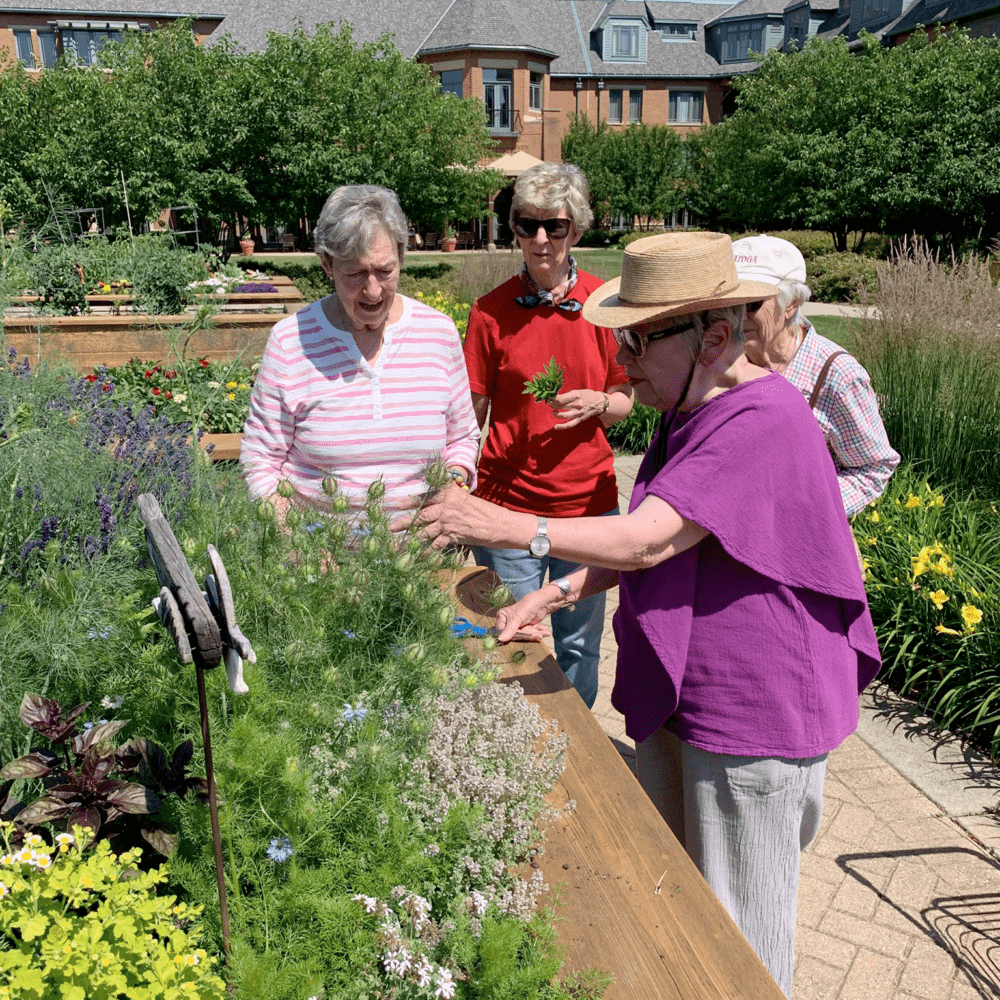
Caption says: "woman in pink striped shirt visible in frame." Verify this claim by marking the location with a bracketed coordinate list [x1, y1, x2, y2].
[240, 185, 480, 523]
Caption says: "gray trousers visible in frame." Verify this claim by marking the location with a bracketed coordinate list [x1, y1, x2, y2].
[636, 726, 827, 997]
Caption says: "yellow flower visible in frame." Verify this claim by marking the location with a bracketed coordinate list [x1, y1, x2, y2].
[867, 537, 878, 546]
[227, 393, 235, 401]
[928, 590, 949, 610]
[961, 604, 983, 630]
[905, 495, 921, 508]
[79, 873, 94, 889]
[868, 511, 881, 523]
[928, 494, 945, 508]
[912, 558, 929, 579]
[935, 624, 962, 636]
[225, 381, 238, 389]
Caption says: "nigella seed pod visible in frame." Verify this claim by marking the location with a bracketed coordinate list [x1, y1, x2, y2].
[430, 665, 448, 688]
[332, 496, 349, 514]
[438, 605, 453, 627]
[182, 536, 198, 557]
[395, 552, 415, 572]
[363, 535, 380, 555]
[424, 549, 445, 570]
[464, 672, 479, 688]
[404, 643, 425, 663]
[510, 650, 526, 664]
[352, 569, 370, 588]
[322, 475, 338, 497]
[276, 479, 295, 499]
[367, 480, 386, 501]
[402, 582, 416, 600]
[346, 587, 363, 606]
[328, 522, 347, 545]
[284, 507, 302, 528]
[482, 635, 497, 651]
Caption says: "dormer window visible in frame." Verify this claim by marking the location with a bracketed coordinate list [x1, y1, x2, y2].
[659, 22, 697, 41]
[721, 20, 765, 62]
[602, 19, 647, 62]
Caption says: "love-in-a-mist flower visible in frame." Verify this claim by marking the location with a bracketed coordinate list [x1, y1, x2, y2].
[266, 836, 294, 863]
[343, 702, 368, 724]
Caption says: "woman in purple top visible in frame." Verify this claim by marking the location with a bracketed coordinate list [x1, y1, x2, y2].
[411, 232, 881, 996]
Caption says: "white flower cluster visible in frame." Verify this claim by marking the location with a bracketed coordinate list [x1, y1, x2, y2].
[352, 888, 458, 998]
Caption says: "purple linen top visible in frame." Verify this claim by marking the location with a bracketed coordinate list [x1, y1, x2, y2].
[611, 372, 881, 756]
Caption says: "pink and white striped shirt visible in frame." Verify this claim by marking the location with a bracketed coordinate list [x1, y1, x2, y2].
[241, 295, 479, 513]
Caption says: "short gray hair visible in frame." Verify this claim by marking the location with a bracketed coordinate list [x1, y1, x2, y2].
[314, 185, 408, 267]
[511, 162, 594, 234]
[669, 305, 746, 361]
[774, 279, 812, 329]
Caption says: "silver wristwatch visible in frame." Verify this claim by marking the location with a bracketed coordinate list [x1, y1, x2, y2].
[528, 516, 551, 558]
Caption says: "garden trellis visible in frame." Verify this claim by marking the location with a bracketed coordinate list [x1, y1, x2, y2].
[138, 492, 256, 965]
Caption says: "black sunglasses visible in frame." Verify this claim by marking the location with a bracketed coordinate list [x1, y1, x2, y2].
[613, 321, 697, 359]
[513, 216, 573, 240]
[746, 300, 766, 314]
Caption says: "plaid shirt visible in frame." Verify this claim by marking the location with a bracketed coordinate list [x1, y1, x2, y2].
[784, 323, 899, 516]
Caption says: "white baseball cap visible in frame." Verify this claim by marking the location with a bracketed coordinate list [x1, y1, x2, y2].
[731, 234, 806, 286]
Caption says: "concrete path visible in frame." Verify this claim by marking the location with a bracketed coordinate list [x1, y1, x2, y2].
[598, 455, 1000, 1000]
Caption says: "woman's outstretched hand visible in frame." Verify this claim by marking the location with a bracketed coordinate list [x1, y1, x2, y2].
[547, 389, 606, 430]
[393, 483, 503, 549]
[495, 587, 561, 643]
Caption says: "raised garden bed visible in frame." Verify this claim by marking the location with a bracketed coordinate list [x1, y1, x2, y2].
[454, 566, 784, 999]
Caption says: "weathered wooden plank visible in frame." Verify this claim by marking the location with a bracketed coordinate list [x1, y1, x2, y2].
[452, 565, 783, 1000]
[199, 434, 243, 462]
[138, 493, 223, 669]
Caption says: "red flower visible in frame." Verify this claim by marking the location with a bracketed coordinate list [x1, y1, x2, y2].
[165, 391, 173, 400]
[154, 366, 162, 373]
[85, 373, 98, 382]
[144, 370, 154, 378]
[164, 370, 176, 379]
[152, 387, 161, 396]
[199, 358, 209, 368]
[102, 383, 112, 392]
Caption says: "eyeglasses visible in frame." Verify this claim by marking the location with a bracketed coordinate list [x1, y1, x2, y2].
[512, 216, 573, 240]
[746, 300, 766, 314]
[613, 321, 697, 359]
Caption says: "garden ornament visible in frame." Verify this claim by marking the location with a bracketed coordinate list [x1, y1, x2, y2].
[137, 492, 260, 968]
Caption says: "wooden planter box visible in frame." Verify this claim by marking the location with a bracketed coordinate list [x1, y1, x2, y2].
[452, 566, 783, 1000]
[1, 312, 282, 373]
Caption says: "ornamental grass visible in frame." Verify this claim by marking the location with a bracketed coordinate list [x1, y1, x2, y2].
[856, 465, 1000, 756]
[853, 239, 1000, 497]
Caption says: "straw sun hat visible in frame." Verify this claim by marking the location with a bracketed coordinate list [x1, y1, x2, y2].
[582, 231, 778, 329]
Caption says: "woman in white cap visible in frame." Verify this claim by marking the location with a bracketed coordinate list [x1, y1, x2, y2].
[731, 234, 899, 515]
[408, 231, 881, 996]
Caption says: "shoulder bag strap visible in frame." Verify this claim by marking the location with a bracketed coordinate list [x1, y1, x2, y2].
[808, 351, 848, 410]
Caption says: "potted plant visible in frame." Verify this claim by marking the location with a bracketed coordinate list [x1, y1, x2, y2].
[239, 234, 255, 257]
[440, 224, 458, 253]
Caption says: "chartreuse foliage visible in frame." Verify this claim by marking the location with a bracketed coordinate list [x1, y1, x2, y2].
[0, 824, 226, 1000]
[854, 467, 1000, 754]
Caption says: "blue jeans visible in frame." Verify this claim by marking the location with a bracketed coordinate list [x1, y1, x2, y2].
[472, 507, 618, 709]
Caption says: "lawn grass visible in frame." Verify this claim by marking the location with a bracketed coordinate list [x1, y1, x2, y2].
[808, 314, 856, 350]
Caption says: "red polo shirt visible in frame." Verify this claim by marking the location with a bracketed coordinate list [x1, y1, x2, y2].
[464, 271, 626, 517]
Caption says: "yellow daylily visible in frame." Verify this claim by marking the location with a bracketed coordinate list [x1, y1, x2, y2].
[868, 511, 881, 524]
[961, 605, 983, 631]
[935, 624, 962, 636]
[928, 590, 949, 610]
[905, 495, 921, 508]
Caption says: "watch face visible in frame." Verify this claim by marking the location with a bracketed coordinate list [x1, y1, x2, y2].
[529, 534, 551, 558]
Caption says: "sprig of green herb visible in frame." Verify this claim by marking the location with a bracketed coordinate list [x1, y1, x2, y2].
[523, 357, 565, 402]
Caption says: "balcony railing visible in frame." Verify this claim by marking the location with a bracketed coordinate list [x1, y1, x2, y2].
[486, 108, 522, 135]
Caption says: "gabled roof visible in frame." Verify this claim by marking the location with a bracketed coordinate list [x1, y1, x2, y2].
[783, 0, 839, 12]
[420, 0, 558, 56]
[590, 0, 651, 31]
[0, 1, 222, 15]
[705, 0, 789, 25]
[885, 0, 1000, 35]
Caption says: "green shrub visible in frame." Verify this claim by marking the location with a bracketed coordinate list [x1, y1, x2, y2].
[807, 252, 878, 302]
[856, 466, 1000, 755]
[254, 260, 330, 303]
[607, 402, 659, 454]
[0, 825, 226, 999]
[576, 230, 620, 248]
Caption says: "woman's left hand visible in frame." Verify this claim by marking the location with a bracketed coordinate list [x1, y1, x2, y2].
[547, 389, 606, 429]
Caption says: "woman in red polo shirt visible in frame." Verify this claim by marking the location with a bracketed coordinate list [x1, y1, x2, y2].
[463, 162, 634, 708]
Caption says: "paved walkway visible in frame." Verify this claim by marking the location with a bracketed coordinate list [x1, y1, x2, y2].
[597, 454, 1000, 1000]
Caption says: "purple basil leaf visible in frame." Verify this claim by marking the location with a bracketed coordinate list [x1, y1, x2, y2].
[106, 782, 161, 815]
[19, 693, 63, 734]
[63, 702, 91, 725]
[16, 797, 74, 824]
[68, 805, 102, 838]
[142, 822, 180, 857]
[171, 740, 194, 770]
[0, 751, 58, 780]
[82, 752, 116, 784]
[71, 720, 127, 754]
